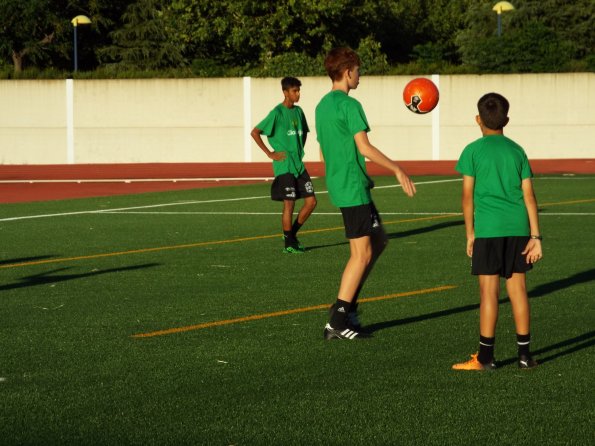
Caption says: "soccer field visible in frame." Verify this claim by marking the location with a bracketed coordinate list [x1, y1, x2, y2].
[1, 175, 594, 445]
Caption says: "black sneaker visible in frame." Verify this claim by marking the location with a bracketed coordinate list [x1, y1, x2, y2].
[323, 323, 371, 340]
[518, 354, 538, 369]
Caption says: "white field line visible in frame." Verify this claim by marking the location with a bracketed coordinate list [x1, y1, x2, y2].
[101, 211, 595, 216]
[0, 177, 275, 184]
[535, 177, 595, 180]
[104, 211, 463, 216]
[0, 178, 463, 222]
[2, 177, 593, 222]
[1, 175, 592, 185]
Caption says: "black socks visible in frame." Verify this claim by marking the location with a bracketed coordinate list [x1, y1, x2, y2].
[477, 333, 532, 363]
[517, 333, 531, 357]
[284, 220, 303, 248]
[329, 299, 350, 330]
[291, 219, 302, 237]
[478, 335, 495, 364]
[283, 230, 294, 247]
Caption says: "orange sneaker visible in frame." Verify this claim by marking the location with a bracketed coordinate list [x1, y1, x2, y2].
[452, 353, 496, 371]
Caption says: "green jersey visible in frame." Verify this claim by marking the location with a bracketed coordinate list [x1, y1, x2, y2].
[456, 134, 533, 237]
[315, 90, 372, 207]
[256, 103, 309, 177]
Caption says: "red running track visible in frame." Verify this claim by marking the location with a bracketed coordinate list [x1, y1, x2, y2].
[1, 160, 593, 203]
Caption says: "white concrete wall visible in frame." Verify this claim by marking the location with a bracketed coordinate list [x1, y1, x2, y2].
[1, 73, 593, 165]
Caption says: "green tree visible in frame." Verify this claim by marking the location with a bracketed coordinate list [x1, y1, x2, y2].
[0, 0, 64, 73]
[97, 0, 185, 70]
[455, 0, 590, 73]
[170, 0, 413, 74]
[0, 0, 137, 74]
[512, 0, 594, 61]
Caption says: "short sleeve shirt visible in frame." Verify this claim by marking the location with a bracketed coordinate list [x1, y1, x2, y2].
[315, 90, 373, 207]
[456, 134, 533, 237]
[256, 104, 309, 178]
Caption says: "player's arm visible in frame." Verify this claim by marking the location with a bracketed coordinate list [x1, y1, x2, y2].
[250, 127, 286, 161]
[521, 178, 543, 263]
[353, 131, 416, 197]
[461, 175, 475, 257]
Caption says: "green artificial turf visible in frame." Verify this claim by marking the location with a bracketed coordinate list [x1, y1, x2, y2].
[1, 175, 594, 445]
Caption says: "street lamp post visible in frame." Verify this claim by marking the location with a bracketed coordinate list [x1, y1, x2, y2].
[71, 15, 92, 72]
[492, 1, 515, 37]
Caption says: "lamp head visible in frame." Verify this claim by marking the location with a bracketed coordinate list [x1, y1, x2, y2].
[71, 15, 92, 27]
[492, 1, 515, 14]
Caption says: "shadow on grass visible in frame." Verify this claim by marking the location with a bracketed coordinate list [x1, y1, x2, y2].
[0, 263, 160, 291]
[305, 219, 463, 252]
[528, 268, 595, 298]
[497, 331, 595, 367]
[386, 220, 464, 240]
[0, 255, 56, 266]
[367, 267, 595, 335]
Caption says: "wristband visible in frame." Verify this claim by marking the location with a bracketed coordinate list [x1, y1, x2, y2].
[530, 235, 543, 240]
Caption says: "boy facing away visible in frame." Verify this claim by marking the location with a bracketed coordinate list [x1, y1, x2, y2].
[251, 77, 317, 253]
[315, 47, 416, 340]
[453, 92, 542, 370]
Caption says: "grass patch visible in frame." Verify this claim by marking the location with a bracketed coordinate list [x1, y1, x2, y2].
[1, 175, 593, 445]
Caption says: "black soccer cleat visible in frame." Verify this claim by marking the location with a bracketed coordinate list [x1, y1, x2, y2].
[283, 235, 305, 253]
[518, 354, 538, 369]
[323, 323, 371, 340]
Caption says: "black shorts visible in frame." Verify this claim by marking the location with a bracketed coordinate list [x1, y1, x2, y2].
[271, 171, 315, 202]
[340, 202, 382, 239]
[472, 236, 532, 278]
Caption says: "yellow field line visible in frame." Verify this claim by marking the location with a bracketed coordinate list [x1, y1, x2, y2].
[3, 197, 592, 270]
[131, 285, 457, 338]
[541, 198, 595, 207]
[0, 214, 458, 270]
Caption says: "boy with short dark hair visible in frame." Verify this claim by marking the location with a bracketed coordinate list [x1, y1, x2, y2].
[251, 77, 317, 253]
[452, 92, 542, 370]
[315, 47, 416, 340]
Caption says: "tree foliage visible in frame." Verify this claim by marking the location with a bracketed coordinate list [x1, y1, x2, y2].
[98, 0, 184, 70]
[0, 0, 63, 72]
[456, 0, 594, 73]
[0, 0, 592, 76]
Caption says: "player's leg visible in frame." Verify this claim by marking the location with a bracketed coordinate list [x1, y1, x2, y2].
[347, 206, 388, 330]
[325, 203, 375, 340]
[295, 195, 317, 227]
[478, 274, 500, 362]
[291, 172, 317, 250]
[325, 235, 373, 340]
[282, 199, 300, 252]
[271, 173, 301, 253]
[506, 272, 529, 334]
[337, 235, 373, 304]
[507, 272, 537, 368]
[453, 238, 501, 370]
[282, 199, 295, 232]
[291, 196, 316, 251]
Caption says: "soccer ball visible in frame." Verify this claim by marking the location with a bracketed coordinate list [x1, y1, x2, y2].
[403, 78, 439, 114]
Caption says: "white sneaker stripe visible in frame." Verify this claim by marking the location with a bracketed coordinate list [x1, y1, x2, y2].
[340, 329, 360, 339]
